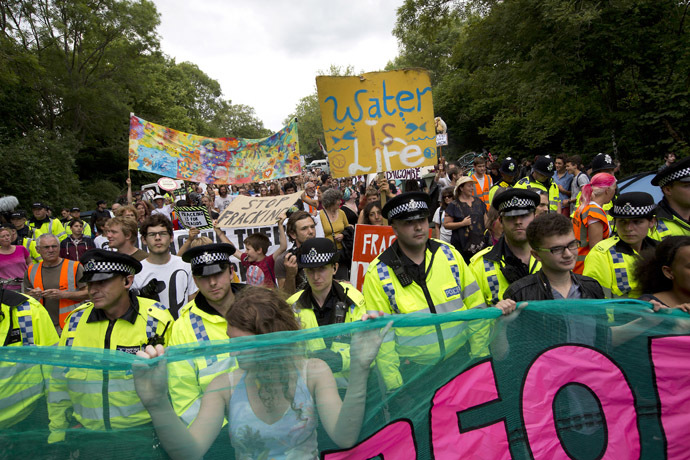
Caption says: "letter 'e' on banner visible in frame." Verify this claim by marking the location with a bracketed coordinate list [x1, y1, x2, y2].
[317, 69, 437, 178]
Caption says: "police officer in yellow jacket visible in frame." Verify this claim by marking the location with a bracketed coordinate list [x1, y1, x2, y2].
[0, 289, 58, 456]
[514, 155, 561, 213]
[362, 192, 487, 391]
[650, 155, 690, 240]
[28, 202, 67, 242]
[170, 243, 244, 427]
[488, 157, 519, 206]
[287, 238, 367, 380]
[47, 250, 173, 457]
[469, 189, 542, 306]
[584, 192, 658, 298]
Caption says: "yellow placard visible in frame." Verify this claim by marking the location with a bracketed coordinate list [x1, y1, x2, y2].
[317, 69, 436, 178]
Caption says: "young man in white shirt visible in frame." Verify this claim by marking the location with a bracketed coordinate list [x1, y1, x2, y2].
[132, 214, 197, 318]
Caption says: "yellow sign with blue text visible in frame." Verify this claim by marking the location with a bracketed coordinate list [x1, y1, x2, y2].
[317, 69, 436, 178]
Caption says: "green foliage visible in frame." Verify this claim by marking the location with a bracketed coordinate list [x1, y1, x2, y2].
[391, 0, 690, 172]
[0, 0, 271, 210]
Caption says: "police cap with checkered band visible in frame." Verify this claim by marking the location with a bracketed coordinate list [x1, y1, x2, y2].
[79, 249, 142, 283]
[381, 192, 430, 221]
[297, 238, 339, 268]
[652, 155, 690, 188]
[492, 188, 540, 217]
[609, 192, 656, 219]
[182, 243, 237, 277]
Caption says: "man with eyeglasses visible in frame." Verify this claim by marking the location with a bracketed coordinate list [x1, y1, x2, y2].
[23, 233, 89, 332]
[502, 213, 604, 301]
[131, 214, 197, 318]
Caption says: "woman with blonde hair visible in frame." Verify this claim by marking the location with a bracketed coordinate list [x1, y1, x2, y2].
[572, 172, 617, 274]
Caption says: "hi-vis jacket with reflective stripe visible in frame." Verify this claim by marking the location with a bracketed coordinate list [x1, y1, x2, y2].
[0, 291, 58, 429]
[362, 239, 486, 390]
[47, 296, 172, 441]
[168, 285, 244, 426]
[27, 259, 81, 329]
[28, 217, 67, 242]
[469, 237, 541, 306]
[514, 175, 560, 212]
[649, 198, 690, 241]
[469, 172, 493, 210]
[583, 236, 657, 299]
[488, 180, 514, 206]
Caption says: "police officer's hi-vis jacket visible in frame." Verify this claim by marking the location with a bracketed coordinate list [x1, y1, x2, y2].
[649, 198, 690, 240]
[583, 236, 658, 299]
[47, 295, 172, 442]
[362, 239, 486, 390]
[469, 237, 541, 306]
[0, 290, 58, 429]
[168, 285, 244, 426]
[514, 174, 560, 212]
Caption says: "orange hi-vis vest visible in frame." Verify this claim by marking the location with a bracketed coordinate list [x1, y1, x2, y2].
[572, 203, 610, 274]
[27, 259, 80, 329]
[470, 173, 493, 210]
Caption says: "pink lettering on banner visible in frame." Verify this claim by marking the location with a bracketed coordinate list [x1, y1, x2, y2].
[322, 420, 416, 459]
[650, 335, 690, 459]
[522, 345, 640, 459]
[430, 360, 510, 459]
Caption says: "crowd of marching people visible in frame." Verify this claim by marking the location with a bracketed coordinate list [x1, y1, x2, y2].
[1, 151, 689, 458]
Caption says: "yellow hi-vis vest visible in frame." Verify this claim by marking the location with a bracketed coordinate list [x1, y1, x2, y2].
[515, 175, 560, 212]
[168, 287, 244, 426]
[649, 200, 690, 241]
[47, 297, 173, 441]
[29, 218, 67, 242]
[0, 291, 59, 429]
[583, 236, 657, 299]
[362, 239, 486, 390]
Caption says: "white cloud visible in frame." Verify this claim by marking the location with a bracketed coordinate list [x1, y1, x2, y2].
[152, 0, 402, 131]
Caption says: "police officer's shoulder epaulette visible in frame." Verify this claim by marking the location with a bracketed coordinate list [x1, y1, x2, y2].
[517, 177, 529, 185]
[593, 236, 618, 253]
[70, 301, 92, 314]
[1, 290, 31, 308]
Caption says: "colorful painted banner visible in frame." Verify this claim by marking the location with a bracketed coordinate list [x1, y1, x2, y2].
[216, 192, 302, 228]
[173, 206, 213, 230]
[128, 115, 301, 184]
[316, 69, 437, 178]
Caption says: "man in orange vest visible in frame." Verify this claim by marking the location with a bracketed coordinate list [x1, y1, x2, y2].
[23, 233, 89, 332]
[470, 156, 493, 210]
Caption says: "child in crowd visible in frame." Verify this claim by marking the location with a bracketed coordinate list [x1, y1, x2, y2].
[233, 214, 287, 287]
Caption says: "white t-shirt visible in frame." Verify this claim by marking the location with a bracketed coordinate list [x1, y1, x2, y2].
[214, 195, 234, 212]
[432, 207, 452, 243]
[131, 255, 198, 317]
[151, 204, 173, 221]
[93, 235, 112, 250]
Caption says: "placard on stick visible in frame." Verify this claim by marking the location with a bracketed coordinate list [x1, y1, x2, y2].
[216, 192, 302, 228]
[174, 206, 213, 230]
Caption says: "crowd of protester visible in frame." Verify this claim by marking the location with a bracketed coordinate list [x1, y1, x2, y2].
[1, 151, 689, 458]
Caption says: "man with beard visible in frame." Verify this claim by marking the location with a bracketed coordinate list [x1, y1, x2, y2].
[131, 214, 197, 318]
[469, 189, 541, 306]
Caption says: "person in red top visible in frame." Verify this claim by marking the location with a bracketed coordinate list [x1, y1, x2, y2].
[572, 173, 617, 273]
[233, 213, 288, 287]
[59, 219, 95, 261]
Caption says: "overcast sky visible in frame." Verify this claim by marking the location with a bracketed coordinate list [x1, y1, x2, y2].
[152, 0, 402, 132]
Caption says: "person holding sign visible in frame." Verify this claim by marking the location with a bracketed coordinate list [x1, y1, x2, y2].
[232, 214, 288, 287]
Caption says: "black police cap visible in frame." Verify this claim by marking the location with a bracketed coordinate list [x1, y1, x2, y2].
[382, 192, 430, 221]
[609, 192, 656, 219]
[533, 155, 555, 177]
[182, 243, 237, 277]
[652, 155, 690, 187]
[79, 249, 142, 283]
[298, 238, 339, 268]
[499, 157, 518, 175]
[591, 152, 615, 174]
[492, 189, 540, 217]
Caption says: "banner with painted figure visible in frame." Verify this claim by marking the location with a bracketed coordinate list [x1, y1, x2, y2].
[2, 300, 688, 458]
[128, 115, 301, 184]
[317, 69, 437, 178]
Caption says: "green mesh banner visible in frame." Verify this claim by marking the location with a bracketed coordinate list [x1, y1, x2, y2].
[1, 300, 689, 459]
